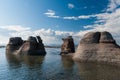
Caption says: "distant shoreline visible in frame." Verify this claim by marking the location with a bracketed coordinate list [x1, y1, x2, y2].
[44, 46, 61, 48]
[0, 46, 5, 48]
[44, 45, 78, 48]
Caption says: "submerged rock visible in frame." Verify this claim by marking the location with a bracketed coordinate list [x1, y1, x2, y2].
[60, 36, 75, 55]
[73, 31, 120, 65]
[6, 36, 46, 55]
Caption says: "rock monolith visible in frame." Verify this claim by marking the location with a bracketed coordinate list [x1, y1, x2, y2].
[73, 31, 120, 65]
[60, 36, 75, 55]
[6, 36, 46, 55]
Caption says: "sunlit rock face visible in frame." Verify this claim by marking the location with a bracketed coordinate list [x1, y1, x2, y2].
[73, 31, 120, 65]
[6, 36, 46, 55]
[60, 36, 75, 55]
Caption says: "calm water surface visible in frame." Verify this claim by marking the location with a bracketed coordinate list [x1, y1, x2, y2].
[0, 48, 120, 80]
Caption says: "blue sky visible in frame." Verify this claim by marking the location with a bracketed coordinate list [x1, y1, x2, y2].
[0, 0, 108, 31]
[0, 0, 120, 45]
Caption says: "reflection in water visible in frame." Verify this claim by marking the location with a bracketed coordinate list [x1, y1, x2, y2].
[6, 51, 45, 68]
[76, 62, 120, 80]
[6, 51, 22, 68]
[0, 48, 120, 80]
[61, 56, 74, 69]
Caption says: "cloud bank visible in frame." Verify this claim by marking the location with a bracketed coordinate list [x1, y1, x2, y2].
[0, 25, 77, 45]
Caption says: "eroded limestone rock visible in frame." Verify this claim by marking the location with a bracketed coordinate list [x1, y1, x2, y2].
[60, 36, 75, 55]
[73, 31, 120, 65]
[6, 36, 46, 55]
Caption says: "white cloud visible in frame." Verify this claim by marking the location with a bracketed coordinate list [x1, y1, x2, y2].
[0, 35, 9, 45]
[0, 25, 31, 45]
[107, 0, 120, 12]
[44, 9, 60, 18]
[63, 16, 78, 20]
[1, 17, 120, 46]
[31, 29, 74, 45]
[55, 31, 74, 36]
[44, 9, 94, 20]
[63, 15, 95, 20]
[78, 15, 94, 19]
[0, 26, 77, 45]
[68, 3, 74, 9]
[0, 25, 30, 32]
[83, 25, 93, 29]
[44, 9, 96, 20]
[83, 8, 120, 32]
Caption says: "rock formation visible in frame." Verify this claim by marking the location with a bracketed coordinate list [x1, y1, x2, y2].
[6, 37, 23, 50]
[73, 31, 120, 65]
[6, 36, 46, 55]
[60, 36, 75, 55]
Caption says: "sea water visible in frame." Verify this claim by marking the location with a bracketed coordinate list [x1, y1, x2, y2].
[0, 48, 120, 80]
